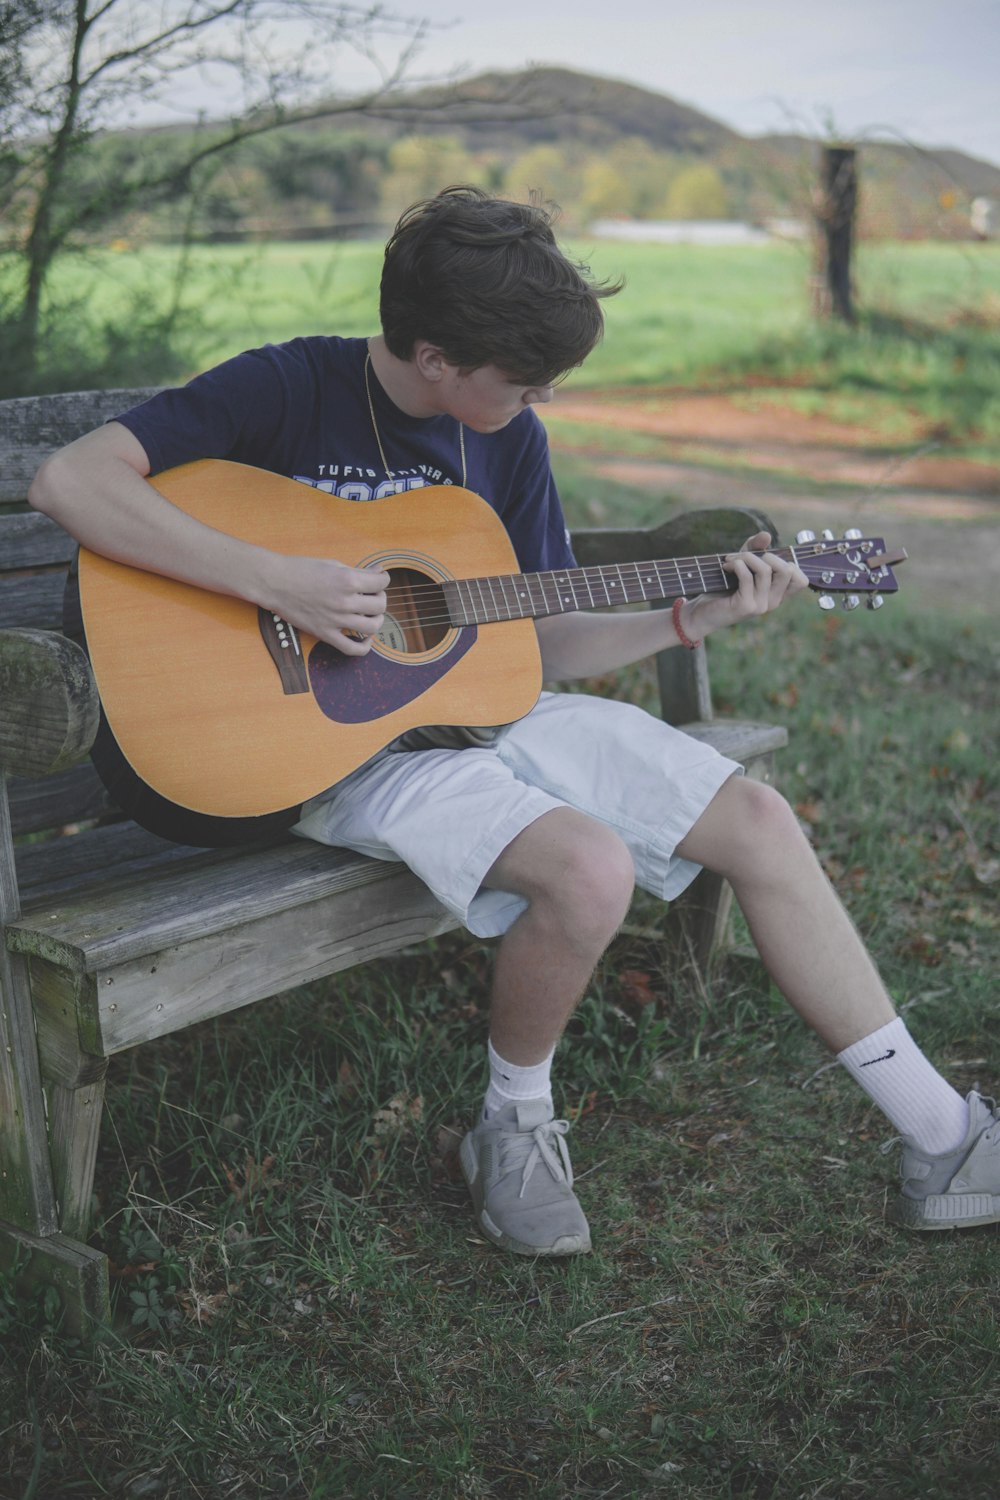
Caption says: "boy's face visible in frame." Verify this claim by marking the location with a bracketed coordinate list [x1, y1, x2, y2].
[437, 362, 555, 433]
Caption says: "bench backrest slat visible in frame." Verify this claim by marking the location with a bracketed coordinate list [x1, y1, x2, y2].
[8, 765, 115, 839]
[0, 387, 162, 505]
[0, 575, 68, 633]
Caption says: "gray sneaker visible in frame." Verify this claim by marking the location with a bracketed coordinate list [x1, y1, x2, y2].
[460, 1100, 592, 1256]
[889, 1091, 1000, 1229]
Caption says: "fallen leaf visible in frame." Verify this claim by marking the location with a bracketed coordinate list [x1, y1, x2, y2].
[621, 969, 660, 1006]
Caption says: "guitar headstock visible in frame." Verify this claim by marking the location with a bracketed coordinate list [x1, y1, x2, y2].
[792, 529, 908, 612]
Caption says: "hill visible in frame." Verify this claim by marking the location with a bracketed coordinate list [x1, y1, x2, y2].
[371, 66, 742, 155]
[391, 66, 1000, 198]
[45, 65, 1000, 245]
[354, 66, 1000, 236]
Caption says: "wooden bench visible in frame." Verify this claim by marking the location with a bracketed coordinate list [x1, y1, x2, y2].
[0, 387, 788, 1334]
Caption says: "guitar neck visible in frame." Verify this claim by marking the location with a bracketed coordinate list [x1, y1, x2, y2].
[444, 548, 759, 626]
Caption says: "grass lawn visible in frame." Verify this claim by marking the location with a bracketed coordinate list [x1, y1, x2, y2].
[2, 234, 998, 1497]
[2, 573, 997, 1499]
[4, 238, 1000, 460]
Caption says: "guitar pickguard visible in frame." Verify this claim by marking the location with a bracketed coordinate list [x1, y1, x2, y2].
[307, 626, 478, 724]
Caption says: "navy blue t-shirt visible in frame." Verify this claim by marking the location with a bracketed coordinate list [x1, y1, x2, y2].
[115, 335, 576, 575]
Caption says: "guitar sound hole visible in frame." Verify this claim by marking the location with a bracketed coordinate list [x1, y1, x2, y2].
[380, 568, 449, 654]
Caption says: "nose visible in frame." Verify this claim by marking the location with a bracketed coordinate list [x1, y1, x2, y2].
[523, 385, 555, 407]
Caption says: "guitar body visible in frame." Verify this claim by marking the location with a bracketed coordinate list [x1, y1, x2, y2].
[75, 461, 542, 844]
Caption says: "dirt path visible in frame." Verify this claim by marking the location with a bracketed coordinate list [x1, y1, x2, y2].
[547, 391, 1000, 616]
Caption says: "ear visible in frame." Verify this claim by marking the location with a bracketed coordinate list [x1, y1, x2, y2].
[412, 341, 449, 382]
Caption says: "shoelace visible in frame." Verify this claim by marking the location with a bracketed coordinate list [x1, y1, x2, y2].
[497, 1119, 574, 1199]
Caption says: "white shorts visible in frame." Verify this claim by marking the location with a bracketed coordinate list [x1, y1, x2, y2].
[292, 691, 741, 939]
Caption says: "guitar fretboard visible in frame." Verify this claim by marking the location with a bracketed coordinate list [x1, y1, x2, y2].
[443, 553, 738, 626]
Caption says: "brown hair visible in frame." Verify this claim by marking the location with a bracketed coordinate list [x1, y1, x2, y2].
[379, 185, 622, 384]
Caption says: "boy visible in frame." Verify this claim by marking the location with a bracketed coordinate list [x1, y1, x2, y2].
[30, 186, 1000, 1256]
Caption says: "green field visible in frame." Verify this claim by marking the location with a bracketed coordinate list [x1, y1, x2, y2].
[3, 595, 998, 1498]
[3, 236, 999, 1496]
[4, 238, 1000, 448]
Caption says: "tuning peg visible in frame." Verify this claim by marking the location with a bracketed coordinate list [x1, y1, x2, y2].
[867, 594, 885, 610]
[844, 528, 863, 541]
[818, 594, 836, 610]
[821, 529, 835, 541]
[795, 529, 817, 544]
[842, 595, 861, 611]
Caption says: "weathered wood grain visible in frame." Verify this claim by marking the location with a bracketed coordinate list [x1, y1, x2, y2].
[8, 763, 115, 839]
[571, 505, 778, 569]
[0, 776, 60, 1235]
[47, 1075, 108, 1242]
[12, 838, 408, 972]
[0, 628, 100, 777]
[0, 1220, 110, 1337]
[0, 574, 68, 633]
[0, 387, 162, 504]
[678, 719, 788, 760]
[0, 511, 76, 572]
[29, 960, 107, 1088]
[16, 817, 223, 902]
[71, 867, 456, 1055]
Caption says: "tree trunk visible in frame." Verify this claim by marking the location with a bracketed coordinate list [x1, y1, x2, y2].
[812, 145, 857, 323]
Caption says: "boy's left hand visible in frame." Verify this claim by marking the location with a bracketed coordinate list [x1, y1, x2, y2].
[687, 531, 808, 638]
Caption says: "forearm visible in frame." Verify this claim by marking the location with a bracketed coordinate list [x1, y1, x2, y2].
[536, 532, 810, 681]
[29, 425, 278, 606]
[536, 601, 702, 681]
[29, 425, 389, 654]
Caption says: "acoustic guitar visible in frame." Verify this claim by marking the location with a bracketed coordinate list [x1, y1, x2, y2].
[69, 459, 906, 846]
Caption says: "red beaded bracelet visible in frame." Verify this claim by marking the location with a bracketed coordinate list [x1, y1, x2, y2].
[672, 595, 702, 650]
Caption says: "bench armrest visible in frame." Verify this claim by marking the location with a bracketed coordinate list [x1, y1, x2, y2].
[571, 503, 778, 725]
[0, 629, 99, 778]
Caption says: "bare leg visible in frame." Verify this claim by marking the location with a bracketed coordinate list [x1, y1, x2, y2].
[482, 808, 635, 1065]
[676, 776, 896, 1052]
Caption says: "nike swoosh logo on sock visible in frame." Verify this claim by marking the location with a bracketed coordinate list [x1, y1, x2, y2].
[859, 1048, 896, 1067]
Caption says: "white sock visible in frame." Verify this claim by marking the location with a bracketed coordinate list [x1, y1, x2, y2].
[481, 1039, 554, 1121]
[837, 1017, 969, 1155]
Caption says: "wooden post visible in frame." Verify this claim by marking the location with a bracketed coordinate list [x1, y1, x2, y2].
[0, 772, 60, 1237]
[813, 145, 857, 323]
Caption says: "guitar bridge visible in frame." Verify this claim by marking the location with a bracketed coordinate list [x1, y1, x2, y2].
[258, 608, 310, 694]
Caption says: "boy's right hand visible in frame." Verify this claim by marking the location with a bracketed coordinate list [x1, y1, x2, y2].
[264, 554, 390, 656]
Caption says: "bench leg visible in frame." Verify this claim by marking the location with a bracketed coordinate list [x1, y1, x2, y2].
[28, 956, 110, 1241]
[669, 750, 778, 974]
[0, 1217, 110, 1338]
[670, 866, 735, 974]
[1, 951, 60, 1237]
[48, 1073, 108, 1242]
[1, 955, 113, 1335]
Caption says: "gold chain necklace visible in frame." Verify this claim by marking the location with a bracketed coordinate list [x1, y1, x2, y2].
[364, 350, 467, 488]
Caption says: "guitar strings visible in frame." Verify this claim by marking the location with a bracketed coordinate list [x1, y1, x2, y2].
[358, 543, 852, 602]
[347, 544, 859, 632]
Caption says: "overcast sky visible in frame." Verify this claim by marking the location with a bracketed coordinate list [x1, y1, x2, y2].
[132, 0, 1000, 168]
[374, 0, 1000, 166]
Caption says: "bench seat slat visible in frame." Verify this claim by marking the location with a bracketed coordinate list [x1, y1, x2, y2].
[16, 819, 227, 904]
[11, 834, 405, 972]
[31, 865, 458, 1057]
[678, 718, 788, 761]
[10, 718, 785, 976]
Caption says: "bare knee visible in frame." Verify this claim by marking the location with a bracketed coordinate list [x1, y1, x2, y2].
[489, 810, 635, 951]
[557, 823, 636, 944]
[680, 775, 808, 883]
